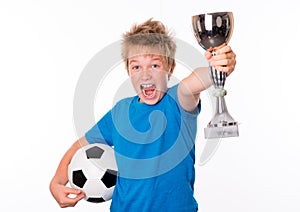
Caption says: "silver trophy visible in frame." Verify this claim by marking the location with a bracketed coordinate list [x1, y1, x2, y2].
[192, 11, 239, 139]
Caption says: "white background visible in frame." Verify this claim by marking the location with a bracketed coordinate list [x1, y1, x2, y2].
[1, 0, 299, 211]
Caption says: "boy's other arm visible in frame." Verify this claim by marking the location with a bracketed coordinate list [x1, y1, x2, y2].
[49, 137, 88, 208]
[178, 45, 236, 112]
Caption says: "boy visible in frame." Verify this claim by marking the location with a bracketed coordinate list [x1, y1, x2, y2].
[50, 18, 236, 211]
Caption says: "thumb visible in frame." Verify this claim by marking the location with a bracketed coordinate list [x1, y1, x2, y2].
[73, 191, 86, 202]
[204, 50, 213, 61]
[65, 187, 84, 195]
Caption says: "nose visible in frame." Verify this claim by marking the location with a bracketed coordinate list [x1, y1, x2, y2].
[141, 69, 152, 81]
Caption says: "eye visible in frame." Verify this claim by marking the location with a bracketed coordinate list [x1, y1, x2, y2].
[152, 64, 160, 69]
[131, 65, 140, 71]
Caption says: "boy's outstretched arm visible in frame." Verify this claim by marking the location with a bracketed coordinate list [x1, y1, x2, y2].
[49, 137, 88, 208]
[178, 45, 236, 112]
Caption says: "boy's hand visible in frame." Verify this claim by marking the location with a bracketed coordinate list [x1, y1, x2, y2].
[50, 181, 85, 208]
[49, 139, 88, 208]
[204, 45, 236, 76]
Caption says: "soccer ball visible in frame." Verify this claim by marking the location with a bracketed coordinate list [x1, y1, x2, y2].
[68, 143, 118, 203]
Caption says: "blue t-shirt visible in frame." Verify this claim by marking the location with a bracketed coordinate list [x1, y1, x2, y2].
[85, 84, 201, 212]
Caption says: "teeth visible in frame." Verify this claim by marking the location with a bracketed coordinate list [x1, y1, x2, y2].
[141, 84, 154, 88]
[140, 84, 156, 98]
[142, 89, 147, 96]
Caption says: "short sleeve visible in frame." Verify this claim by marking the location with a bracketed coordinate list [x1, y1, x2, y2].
[167, 84, 201, 119]
[85, 110, 114, 146]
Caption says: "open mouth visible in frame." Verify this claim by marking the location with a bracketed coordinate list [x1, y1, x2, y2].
[140, 84, 157, 99]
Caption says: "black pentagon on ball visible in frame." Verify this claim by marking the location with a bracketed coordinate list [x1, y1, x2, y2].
[86, 146, 104, 159]
[101, 169, 118, 188]
[86, 197, 106, 203]
[72, 170, 87, 188]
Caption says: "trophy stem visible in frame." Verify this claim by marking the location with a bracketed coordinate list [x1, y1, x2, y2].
[204, 65, 239, 138]
[216, 96, 229, 117]
[209, 95, 236, 127]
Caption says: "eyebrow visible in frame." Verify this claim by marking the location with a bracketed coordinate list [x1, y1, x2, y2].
[129, 60, 139, 65]
[151, 57, 163, 62]
[129, 57, 163, 64]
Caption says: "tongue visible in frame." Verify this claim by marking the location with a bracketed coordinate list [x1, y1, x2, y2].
[145, 88, 155, 96]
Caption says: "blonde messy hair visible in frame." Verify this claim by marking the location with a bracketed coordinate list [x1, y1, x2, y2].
[121, 18, 176, 71]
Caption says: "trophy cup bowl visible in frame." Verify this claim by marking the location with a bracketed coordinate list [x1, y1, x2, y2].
[192, 11, 239, 139]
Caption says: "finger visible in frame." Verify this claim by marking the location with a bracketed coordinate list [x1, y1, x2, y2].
[204, 50, 213, 60]
[72, 192, 85, 202]
[211, 58, 235, 67]
[64, 187, 83, 195]
[60, 198, 79, 208]
[57, 195, 78, 208]
[215, 45, 232, 55]
[215, 65, 235, 75]
[206, 47, 214, 52]
[212, 51, 236, 61]
[60, 192, 85, 208]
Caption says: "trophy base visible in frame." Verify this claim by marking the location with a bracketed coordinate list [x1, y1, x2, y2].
[204, 124, 239, 139]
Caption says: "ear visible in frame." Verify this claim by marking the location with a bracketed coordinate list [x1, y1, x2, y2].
[168, 61, 176, 80]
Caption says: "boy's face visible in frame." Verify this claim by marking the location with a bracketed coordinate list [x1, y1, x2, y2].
[128, 54, 170, 105]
